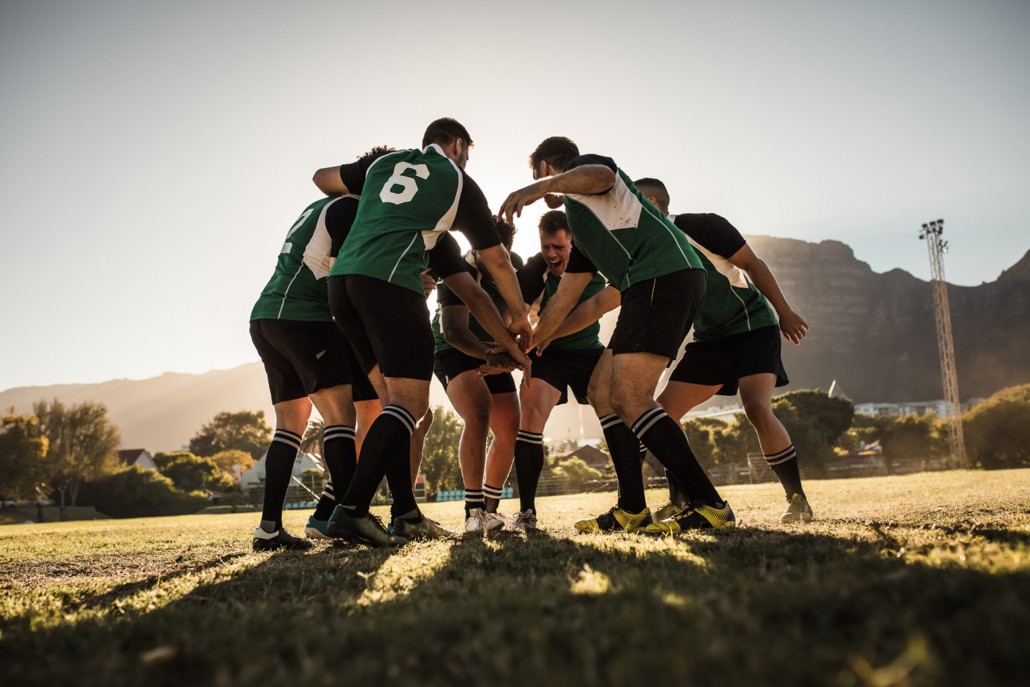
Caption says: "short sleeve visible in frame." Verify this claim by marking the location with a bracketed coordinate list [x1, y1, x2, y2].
[564, 154, 618, 194]
[324, 196, 360, 258]
[672, 213, 746, 259]
[518, 253, 548, 304]
[565, 245, 598, 274]
[336, 149, 397, 196]
[427, 233, 468, 279]
[452, 172, 502, 250]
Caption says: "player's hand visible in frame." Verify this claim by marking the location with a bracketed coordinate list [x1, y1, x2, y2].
[421, 272, 437, 297]
[779, 310, 809, 345]
[498, 181, 548, 225]
[478, 351, 519, 376]
[534, 337, 553, 356]
[544, 193, 565, 209]
[508, 312, 534, 352]
[490, 345, 532, 382]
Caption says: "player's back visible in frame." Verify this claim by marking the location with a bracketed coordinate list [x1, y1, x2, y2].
[333, 145, 463, 295]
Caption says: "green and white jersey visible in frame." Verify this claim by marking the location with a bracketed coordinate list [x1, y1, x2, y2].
[519, 253, 606, 351]
[432, 251, 524, 354]
[669, 213, 778, 342]
[329, 144, 500, 296]
[250, 195, 359, 322]
[562, 154, 702, 290]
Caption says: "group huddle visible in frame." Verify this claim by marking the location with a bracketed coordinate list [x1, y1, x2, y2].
[248, 118, 812, 551]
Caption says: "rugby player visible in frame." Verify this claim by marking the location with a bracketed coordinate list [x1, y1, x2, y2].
[508, 210, 609, 532]
[499, 136, 734, 533]
[433, 217, 522, 532]
[317, 118, 533, 547]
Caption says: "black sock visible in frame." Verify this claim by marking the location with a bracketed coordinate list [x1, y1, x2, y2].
[766, 444, 804, 499]
[514, 430, 544, 513]
[260, 428, 301, 530]
[632, 408, 722, 507]
[484, 483, 502, 513]
[665, 469, 690, 508]
[465, 488, 485, 516]
[313, 480, 336, 521]
[599, 414, 646, 513]
[313, 425, 356, 520]
[340, 405, 415, 518]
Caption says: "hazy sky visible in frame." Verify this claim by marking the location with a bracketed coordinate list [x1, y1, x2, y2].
[1, 0, 1028, 391]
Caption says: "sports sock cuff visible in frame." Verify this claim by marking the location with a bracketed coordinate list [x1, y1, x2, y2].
[765, 444, 797, 466]
[465, 489, 484, 497]
[322, 481, 335, 499]
[324, 425, 356, 442]
[598, 413, 623, 429]
[630, 408, 667, 439]
[381, 405, 417, 435]
[272, 429, 302, 449]
[483, 484, 503, 498]
[516, 430, 543, 444]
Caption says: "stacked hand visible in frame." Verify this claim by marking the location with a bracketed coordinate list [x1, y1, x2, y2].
[479, 351, 520, 376]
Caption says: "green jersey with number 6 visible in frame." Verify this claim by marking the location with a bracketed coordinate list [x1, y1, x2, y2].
[330, 145, 464, 295]
[251, 196, 357, 322]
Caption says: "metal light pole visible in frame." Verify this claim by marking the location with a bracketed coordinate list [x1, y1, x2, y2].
[919, 219, 967, 467]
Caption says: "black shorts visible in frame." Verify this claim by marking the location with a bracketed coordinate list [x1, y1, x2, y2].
[250, 319, 352, 405]
[669, 324, 789, 396]
[608, 269, 707, 359]
[529, 346, 604, 406]
[345, 340, 378, 403]
[328, 274, 435, 382]
[434, 348, 517, 395]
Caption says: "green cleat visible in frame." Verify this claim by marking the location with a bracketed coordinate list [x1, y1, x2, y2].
[328, 507, 408, 547]
[653, 500, 683, 522]
[392, 514, 455, 540]
[645, 501, 737, 534]
[574, 506, 653, 533]
[779, 494, 814, 523]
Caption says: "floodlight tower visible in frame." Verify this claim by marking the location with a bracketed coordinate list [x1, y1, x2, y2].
[919, 219, 967, 467]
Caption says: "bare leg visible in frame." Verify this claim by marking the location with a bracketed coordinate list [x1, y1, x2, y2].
[656, 381, 722, 507]
[484, 391, 520, 501]
[738, 373, 802, 499]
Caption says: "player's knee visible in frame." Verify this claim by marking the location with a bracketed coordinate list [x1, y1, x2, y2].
[610, 388, 639, 419]
[743, 401, 774, 430]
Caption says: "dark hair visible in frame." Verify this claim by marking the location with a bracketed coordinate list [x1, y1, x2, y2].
[357, 145, 396, 163]
[422, 118, 474, 149]
[633, 177, 670, 212]
[538, 210, 572, 239]
[493, 215, 517, 251]
[529, 136, 579, 174]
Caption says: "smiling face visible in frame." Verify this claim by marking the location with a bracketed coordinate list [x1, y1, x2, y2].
[540, 228, 573, 277]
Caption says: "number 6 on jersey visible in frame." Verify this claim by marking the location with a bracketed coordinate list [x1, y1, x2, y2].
[380, 162, 429, 205]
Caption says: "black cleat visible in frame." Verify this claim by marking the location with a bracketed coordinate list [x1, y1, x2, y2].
[252, 527, 314, 551]
[328, 506, 408, 547]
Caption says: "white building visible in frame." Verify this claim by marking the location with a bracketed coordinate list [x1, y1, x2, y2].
[118, 449, 158, 471]
[239, 450, 324, 490]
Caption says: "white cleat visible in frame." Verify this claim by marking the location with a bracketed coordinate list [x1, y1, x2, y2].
[510, 509, 539, 532]
[465, 507, 505, 533]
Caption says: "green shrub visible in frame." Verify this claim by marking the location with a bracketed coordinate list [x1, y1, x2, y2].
[92, 466, 209, 518]
[159, 454, 235, 492]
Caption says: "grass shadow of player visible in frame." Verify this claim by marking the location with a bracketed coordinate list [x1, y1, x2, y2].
[4, 524, 1030, 687]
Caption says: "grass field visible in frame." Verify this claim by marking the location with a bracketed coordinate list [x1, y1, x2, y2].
[2, 470, 1029, 687]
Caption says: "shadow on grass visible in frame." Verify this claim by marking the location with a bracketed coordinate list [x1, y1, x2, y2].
[2, 526, 1029, 687]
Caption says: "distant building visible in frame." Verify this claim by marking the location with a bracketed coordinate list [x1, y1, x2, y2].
[853, 399, 982, 417]
[118, 449, 157, 471]
[239, 450, 324, 490]
[553, 445, 610, 470]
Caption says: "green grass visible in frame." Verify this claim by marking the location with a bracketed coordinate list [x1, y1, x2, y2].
[2, 470, 1029, 687]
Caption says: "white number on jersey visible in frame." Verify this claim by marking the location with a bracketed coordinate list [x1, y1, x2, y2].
[380, 162, 430, 205]
[281, 208, 314, 254]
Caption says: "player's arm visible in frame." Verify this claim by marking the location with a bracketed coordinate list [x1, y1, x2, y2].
[313, 167, 350, 196]
[498, 155, 617, 224]
[477, 246, 532, 348]
[537, 286, 621, 354]
[442, 272, 532, 379]
[729, 246, 808, 344]
[531, 271, 594, 345]
[312, 149, 393, 197]
[441, 305, 492, 360]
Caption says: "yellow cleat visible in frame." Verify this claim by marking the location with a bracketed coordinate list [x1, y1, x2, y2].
[574, 506, 653, 533]
[653, 500, 683, 522]
[779, 493, 814, 523]
[645, 501, 737, 534]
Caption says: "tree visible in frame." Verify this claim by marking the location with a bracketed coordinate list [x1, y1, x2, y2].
[159, 454, 235, 492]
[300, 418, 325, 457]
[33, 399, 121, 506]
[776, 390, 854, 446]
[209, 449, 256, 474]
[847, 414, 949, 470]
[189, 410, 272, 459]
[552, 457, 603, 490]
[963, 384, 1030, 469]
[92, 466, 209, 518]
[420, 405, 463, 495]
[682, 417, 727, 470]
[153, 451, 197, 470]
[0, 411, 51, 503]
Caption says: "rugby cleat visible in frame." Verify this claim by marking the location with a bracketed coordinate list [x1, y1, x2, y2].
[510, 509, 538, 532]
[645, 501, 737, 534]
[653, 500, 684, 522]
[779, 493, 814, 523]
[393, 514, 455, 540]
[304, 515, 332, 540]
[574, 506, 653, 533]
[253, 527, 314, 552]
[464, 508, 505, 533]
[328, 507, 408, 547]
